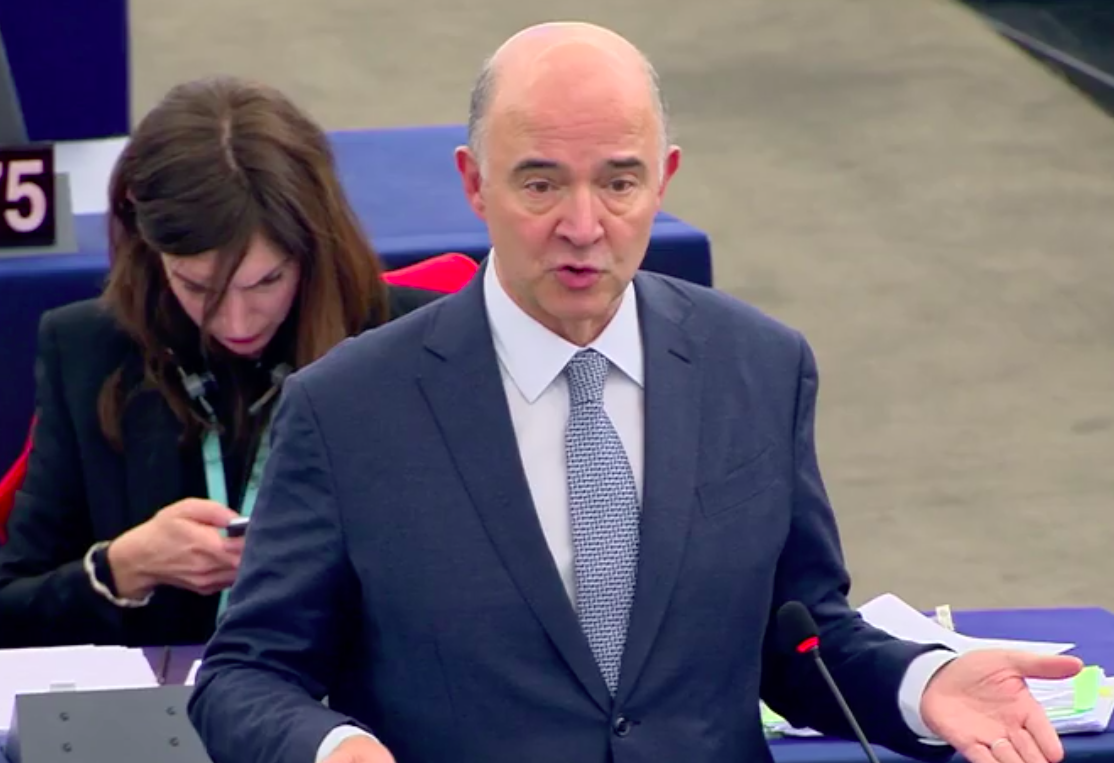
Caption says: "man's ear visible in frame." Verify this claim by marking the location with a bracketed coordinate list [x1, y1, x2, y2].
[455, 146, 487, 220]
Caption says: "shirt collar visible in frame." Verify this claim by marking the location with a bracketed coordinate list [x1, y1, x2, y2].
[483, 252, 644, 403]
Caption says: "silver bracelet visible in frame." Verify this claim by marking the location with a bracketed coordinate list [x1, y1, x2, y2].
[83, 541, 153, 608]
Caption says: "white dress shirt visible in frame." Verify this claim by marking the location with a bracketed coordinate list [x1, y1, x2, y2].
[485, 255, 645, 601]
[315, 256, 951, 760]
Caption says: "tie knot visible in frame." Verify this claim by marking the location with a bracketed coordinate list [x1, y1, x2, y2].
[564, 349, 609, 407]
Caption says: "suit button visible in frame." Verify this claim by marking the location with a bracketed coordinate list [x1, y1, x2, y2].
[613, 716, 633, 737]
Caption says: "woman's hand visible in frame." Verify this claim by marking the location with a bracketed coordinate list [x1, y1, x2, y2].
[107, 498, 244, 599]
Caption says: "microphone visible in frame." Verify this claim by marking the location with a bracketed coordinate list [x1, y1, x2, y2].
[777, 601, 882, 763]
[247, 363, 292, 416]
[175, 365, 217, 419]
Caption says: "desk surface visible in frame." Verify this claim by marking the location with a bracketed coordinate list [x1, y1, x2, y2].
[771, 607, 1114, 763]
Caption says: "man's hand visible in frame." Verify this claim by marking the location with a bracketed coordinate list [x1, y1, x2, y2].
[321, 736, 396, 763]
[108, 498, 244, 598]
[922, 649, 1083, 763]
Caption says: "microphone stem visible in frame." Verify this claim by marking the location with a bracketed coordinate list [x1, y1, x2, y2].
[810, 651, 882, 763]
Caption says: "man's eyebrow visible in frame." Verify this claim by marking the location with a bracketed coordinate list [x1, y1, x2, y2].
[511, 158, 563, 174]
[604, 157, 647, 171]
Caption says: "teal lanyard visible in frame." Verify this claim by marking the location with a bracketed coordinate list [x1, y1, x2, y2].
[207, 419, 271, 618]
[201, 421, 271, 518]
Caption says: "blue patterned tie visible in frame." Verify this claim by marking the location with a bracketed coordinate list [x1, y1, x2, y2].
[564, 349, 641, 694]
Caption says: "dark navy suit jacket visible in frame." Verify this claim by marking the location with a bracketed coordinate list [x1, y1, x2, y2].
[188, 269, 952, 763]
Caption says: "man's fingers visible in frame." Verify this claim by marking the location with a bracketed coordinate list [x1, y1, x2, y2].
[965, 743, 1001, 763]
[1021, 708, 1066, 763]
[1011, 727, 1058, 763]
[989, 737, 1026, 763]
[1009, 652, 1083, 681]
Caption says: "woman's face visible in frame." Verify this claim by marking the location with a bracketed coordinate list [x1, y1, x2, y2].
[161, 235, 301, 358]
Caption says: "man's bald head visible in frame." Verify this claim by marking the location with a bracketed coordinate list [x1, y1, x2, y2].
[453, 22, 682, 345]
[466, 22, 669, 171]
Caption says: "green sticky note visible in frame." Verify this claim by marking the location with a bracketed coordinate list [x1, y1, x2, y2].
[1073, 666, 1102, 713]
[760, 702, 786, 726]
[760, 702, 787, 739]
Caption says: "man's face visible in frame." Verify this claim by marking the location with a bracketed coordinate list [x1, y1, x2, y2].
[457, 54, 680, 344]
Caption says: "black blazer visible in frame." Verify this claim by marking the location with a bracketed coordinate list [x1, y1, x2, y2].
[0, 285, 441, 648]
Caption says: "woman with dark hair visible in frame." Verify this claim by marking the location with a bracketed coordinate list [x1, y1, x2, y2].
[0, 76, 440, 647]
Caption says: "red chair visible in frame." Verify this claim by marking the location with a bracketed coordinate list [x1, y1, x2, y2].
[0, 253, 480, 541]
[381, 252, 478, 293]
[0, 419, 33, 544]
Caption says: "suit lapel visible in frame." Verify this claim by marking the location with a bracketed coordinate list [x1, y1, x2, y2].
[417, 272, 613, 713]
[617, 274, 701, 704]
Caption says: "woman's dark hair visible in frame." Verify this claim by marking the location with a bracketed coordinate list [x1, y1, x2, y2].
[99, 75, 387, 447]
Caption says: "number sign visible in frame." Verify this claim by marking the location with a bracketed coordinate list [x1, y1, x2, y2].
[0, 144, 55, 249]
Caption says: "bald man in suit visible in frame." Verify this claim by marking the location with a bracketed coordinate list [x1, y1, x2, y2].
[188, 22, 1081, 763]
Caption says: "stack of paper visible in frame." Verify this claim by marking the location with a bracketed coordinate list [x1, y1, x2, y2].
[762, 668, 1114, 738]
[1028, 666, 1114, 735]
[185, 659, 202, 686]
[762, 703, 821, 738]
[858, 594, 1075, 656]
[761, 593, 1109, 739]
[0, 645, 158, 733]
